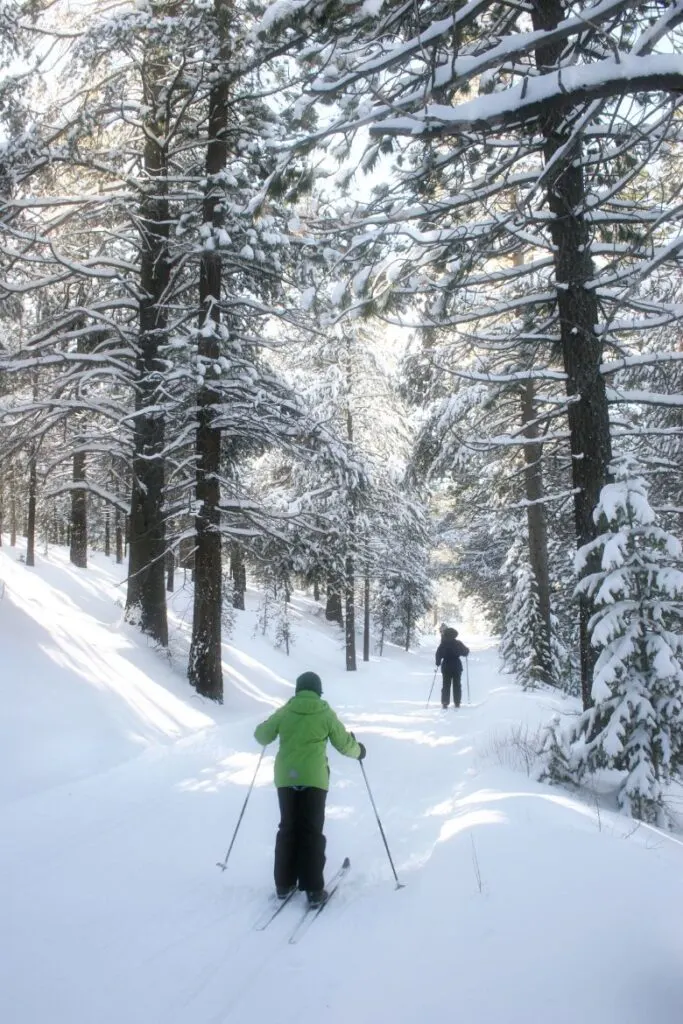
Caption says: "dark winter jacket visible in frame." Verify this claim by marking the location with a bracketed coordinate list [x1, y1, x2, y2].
[435, 634, 470, 673]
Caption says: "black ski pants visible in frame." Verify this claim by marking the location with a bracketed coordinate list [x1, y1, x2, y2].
[274, 786, 327, 893]
[441, 667, 462, 708]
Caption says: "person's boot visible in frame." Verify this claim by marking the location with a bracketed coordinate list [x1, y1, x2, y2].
[306, 889, 329, 907]
[276, 884, 296, 899]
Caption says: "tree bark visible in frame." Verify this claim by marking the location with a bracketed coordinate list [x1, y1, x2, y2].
[363, 573, 370, 662]
[188, 2, 232, 701]
[533, 0, 613, 709]
[125, 38, 170, 647]
[10, 463, 17, 546]
[26, 450, 37, 567]
[345, 554, 357, 671]
[166, 549, 175, 593]
[520, 379, 552, 681]
[70, 450, 88, 568]
[404, 592, 412, 652]
[230, 541, 246, 611]
[115, 507, 124, 564]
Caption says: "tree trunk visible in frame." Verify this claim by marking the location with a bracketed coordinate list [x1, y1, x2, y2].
[325, 576, 344, 626]
[404, 593, 412, 652]
[104, 509, 111, 558]
[377, 601, 387, 657]
[10, 463, 17, 546]
[125, 41, 170, 648]
[26, 451, 37, 567]
[520, 379, 552, 681]
[345, 554, 357, 671]
[188, 4, 233, 700]
[70, 450, 88, 568]
[230, 541, 246, 610]
[363, 573, 370, 662]
[115, 508, 124, 564]
[166, 549, 175, 593]
[343, 353, 357, 670]
[127, 413, 167, 643]
[313, 574, 320, 602]
[533, 0, 613, 709]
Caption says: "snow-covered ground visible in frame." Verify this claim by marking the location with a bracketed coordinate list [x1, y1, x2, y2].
[2, 541, 683, 1024]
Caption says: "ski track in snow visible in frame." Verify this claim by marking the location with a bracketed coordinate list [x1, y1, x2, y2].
[2, 542, 683, 1024]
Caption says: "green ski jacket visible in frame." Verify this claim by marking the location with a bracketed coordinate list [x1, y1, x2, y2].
[254, 691, 361, 790]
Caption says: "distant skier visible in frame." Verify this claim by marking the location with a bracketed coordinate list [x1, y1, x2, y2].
[435, 627, 470, 709]
[254, 671, 366, 907]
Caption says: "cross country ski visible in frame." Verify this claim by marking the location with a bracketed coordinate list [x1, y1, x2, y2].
[287, 857, 351, 945]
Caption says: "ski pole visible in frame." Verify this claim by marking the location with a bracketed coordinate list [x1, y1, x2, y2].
[426, 667, 438, 708]
[359, 760, 405, 890]
[466, 657, 471, 704]
[216, 747, 265, 872]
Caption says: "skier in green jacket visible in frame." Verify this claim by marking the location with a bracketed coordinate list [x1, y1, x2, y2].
[254, 671, 366, 907]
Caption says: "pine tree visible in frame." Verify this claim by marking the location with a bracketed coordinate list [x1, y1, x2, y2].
[1, 0, 331, 696]
[567, 457, 683, 822]
[266, 0, 683, 707]
[374, 492, 433, 652]
[500, 533, 550, 689]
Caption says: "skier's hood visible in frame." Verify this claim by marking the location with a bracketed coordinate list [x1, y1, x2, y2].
[287, 692, 330, 715]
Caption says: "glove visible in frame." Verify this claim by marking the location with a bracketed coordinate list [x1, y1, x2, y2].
[357, 742, 366, 761]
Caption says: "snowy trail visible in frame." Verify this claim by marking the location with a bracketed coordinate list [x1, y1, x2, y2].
[3, 545, 683, 1024]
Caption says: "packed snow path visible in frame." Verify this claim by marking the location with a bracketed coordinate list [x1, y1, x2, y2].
[2, 545, 683, 1024]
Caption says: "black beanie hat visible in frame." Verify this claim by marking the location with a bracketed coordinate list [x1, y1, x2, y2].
[295, 671, 323, 695]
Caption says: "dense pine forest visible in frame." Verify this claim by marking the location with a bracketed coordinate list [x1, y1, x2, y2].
[1, 0, 683, 824]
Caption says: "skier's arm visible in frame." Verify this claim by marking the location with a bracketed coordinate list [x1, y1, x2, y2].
[457, 641, 470, 657]
[328, 711, 362, 759]
[254, 708, 282, 746]
[435, 643, 443, 666]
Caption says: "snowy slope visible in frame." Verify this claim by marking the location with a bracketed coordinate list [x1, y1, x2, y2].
[2, 541, 683, 1024]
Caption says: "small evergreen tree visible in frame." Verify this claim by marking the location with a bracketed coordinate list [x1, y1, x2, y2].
[373, 491, 433, 652]
[372, 586, 392, 657]
[567, 457, 683, 823]
[274, 599, 294, 656]
[500, 533, 549, 689]
[548, 609, 574, 696]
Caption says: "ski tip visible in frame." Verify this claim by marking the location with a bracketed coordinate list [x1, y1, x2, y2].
[342, 856, 351, 869]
